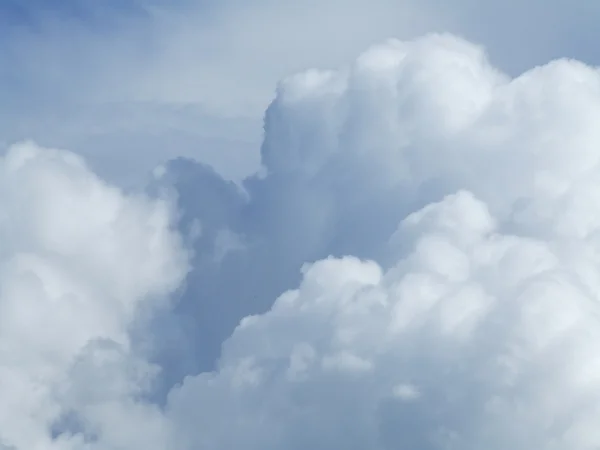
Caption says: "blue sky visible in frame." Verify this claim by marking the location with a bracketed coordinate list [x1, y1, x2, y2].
[0, 0, 148, 24]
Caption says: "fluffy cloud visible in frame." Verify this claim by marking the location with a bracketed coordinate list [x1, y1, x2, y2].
[156, 32, 600, 374]
[0, 142, 188, 449]
[7, 31, 600, 449]
[154, 33, 600, 449]
[168, 191, 600, 449]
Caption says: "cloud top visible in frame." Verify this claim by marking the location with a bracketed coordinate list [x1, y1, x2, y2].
[159, 34, 600, 449]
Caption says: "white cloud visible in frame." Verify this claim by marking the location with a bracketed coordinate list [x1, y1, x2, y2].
[144, 33, 547, 373]
[156, 33, 600, 449]
[0, 141, 188, 449]
[168, 190, 600, 449]
[6, 22, 600, 449]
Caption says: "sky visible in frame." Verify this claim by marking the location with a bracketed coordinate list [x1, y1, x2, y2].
[3, 0, 600, 187]
[3, 1, 600, 449]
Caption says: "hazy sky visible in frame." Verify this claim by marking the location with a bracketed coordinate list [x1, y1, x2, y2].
[2, 0, 599, 185]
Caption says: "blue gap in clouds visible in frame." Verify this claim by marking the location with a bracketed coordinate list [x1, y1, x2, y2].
[0, 0, 155, 28]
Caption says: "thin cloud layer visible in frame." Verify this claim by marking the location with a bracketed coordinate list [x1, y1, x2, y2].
[155, 33, 600, 449]
[4, 0, 600, 189]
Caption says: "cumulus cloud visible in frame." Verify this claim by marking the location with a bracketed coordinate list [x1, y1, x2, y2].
[0, 141, 188, 449]
[151, 33, 600, 449]
[168, 191, 600, 449]
[6, 30, 600, 449]
[155, 32, 600, 374]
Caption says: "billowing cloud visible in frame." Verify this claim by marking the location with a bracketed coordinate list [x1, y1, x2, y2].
[153, 33, 600, 449]
[6, 30, 600, 449]
[155, 32, 600, 374]
[0, 141, 188, 449]
[168, 191, 600, 449]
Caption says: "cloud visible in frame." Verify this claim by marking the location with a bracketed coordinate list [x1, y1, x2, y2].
[5, 26, 600, 449]
[0, 141, 188, 449]
[168, 191, 600, 449]
[153, 33, 600, 448]
[4, 0, 600, 188]
[144, 34, 498, 375]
